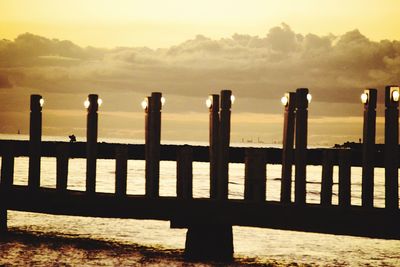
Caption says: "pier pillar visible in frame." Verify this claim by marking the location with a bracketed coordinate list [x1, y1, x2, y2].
[28, 94, 43, 190]
[217, 90, 232, 200]
[177, 146, 193, 199]
[145, 92, 163, 198]
[0, 143, 14, 234]
[244, 148, 266, 202]
[86, 94, 99, 194]
[56, 143, 69, 192]
[280, 92, 296, 203]
[294, 88, 309, 205]
[185, 224, 233, 262]
[321, 150, 334, 206]
[208, 94, 220, 199]
[115, 146, 128, 197]
[361, 89, 377, 208]
[0, 209, 6, 234]
[384, 86, 399, 210]
[338, 149, 351, 207]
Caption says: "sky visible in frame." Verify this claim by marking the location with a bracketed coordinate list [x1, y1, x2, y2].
[2, 0, 400, 48]
[0, 0, 400, 145]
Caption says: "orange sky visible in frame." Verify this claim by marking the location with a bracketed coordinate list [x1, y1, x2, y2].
[0, 1, 399, 145]
[1, 0, 400, 48]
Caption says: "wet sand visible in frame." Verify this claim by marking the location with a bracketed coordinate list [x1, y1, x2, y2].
[0, 229, 282, 266]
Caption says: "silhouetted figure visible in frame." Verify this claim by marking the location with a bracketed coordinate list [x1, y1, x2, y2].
[69, 134, 76, 143]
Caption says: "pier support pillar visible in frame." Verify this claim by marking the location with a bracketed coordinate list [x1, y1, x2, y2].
[280, 92, 296, 203]
[0, 143, 14, 234]
[28, 94, 43, 190]
[0, 208, 6, 234]
[294, 88, 309, 205]
[185, 224, 233, 262]
[208, 94, 220, 199]
[145, 92, 163, 198]
[86, 94, 99, 194]
[361, 89, 377, 208]
[217, 90, 232, 200]
[384, 86, 399, 210]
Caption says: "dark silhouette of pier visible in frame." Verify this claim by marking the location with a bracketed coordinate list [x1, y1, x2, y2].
[0, 87, 400, 262]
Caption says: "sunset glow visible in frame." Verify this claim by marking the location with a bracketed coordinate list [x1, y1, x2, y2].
[1, 0, 400, 47]
[1, 0, 400, 144]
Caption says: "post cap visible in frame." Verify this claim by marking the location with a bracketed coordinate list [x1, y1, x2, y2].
[295, 88, 309, 109]
[361, 89, 377, 109]
[206, 94, 219, 111]
[30, 94, 43, 112]
[85, 94, 99, 112]
[220, 89, 232, 110]
[150, 92, 162, 111]
[282, 92, 296, 111]
[385, 85, 399, 108]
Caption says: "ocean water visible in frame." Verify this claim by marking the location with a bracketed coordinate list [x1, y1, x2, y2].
[1, 134, 400, 266]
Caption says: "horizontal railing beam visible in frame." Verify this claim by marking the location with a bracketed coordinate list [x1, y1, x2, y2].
[0, 140, 393, 167]
[1, 185, 399, 240]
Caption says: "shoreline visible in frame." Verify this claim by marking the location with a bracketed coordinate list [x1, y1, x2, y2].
[0, 228, 277, 266]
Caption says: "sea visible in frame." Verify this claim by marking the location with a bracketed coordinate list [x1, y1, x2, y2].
[0, 134, 400, 266]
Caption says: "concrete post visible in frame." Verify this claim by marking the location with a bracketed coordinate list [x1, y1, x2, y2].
[208, 94, 220, 199]
[28, 94, 43, 190]
[185, 224, 233, 262]
[115, 145, 128, 197]
[145, 92, 162, 198]
[280, 92, 296, 203]
[217, 90, 232, 200]
[177, 145, 193, 199]
[0, 143, 14, 234]
[244, 148, 266, 202]
[294, 88, 309, 205]
[321, 150, 334, 206]
[361, 89, 377, 208]
[56, 143, 69, 192]
[338, 149, 351, 207]
[86, 94, 99, 194]
[384, 86, 399, 210]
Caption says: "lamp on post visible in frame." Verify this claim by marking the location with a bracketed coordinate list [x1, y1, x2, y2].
[144, 92, 164, 198]
[360, 88, 377, 208]
[280, 92, 296, 203]
[85, 94, 101, 194]
[28, 94, 44, 190]
[294, 88, 310, 205]
[207, 94, 220, 199]
[385, 86, 399, 209]
[217, 90, 234, 200]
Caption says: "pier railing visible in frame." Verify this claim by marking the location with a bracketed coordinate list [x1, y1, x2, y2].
[0, 87, 399, 261]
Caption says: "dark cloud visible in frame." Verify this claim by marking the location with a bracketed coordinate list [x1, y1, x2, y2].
[0, 25, 400, 107]
[0, 74, 12, 88]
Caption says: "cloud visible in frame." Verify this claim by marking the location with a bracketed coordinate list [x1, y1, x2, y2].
[0, 25, 399, 143]
[0, 74, 12, 88]
[1, 26, 399, 106]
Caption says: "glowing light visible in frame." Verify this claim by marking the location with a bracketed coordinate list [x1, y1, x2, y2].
[141, 98, 148, 110]
[161, 96, 166, 106]
[97, 98, 103, 106]
[361, 93, 368, 104]
[307, 93, 312, 103]
[231, 95, 235, 104]
[281, 95, 288, 106]
[84, 99, 90, 108]
[391, 87, 400, 102]
[206, 97, 212, 108]
[39, 98, 44, 107]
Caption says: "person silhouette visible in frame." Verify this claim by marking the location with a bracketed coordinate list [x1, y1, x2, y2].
[69, 134, 76, 142]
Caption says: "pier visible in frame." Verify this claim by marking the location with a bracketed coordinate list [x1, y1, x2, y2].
[1, 87, 400, 261]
